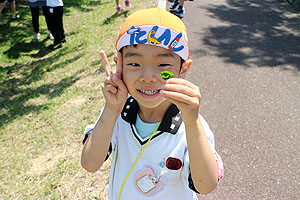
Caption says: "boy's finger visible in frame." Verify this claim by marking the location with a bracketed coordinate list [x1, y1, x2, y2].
[162, 84, 196, 97]
[161, 90, 198, 106]
[115, 52, 123, 79]
[103, 83, 118, 94]
[112, 75, 127, 93]
[104, 77, 117, 88]
[166, 78, 197, 89]
[100, 50, 111, 76]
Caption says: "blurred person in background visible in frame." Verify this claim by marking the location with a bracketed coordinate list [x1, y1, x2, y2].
[169, 0, 193, 18]
[115, 0, 131, 12]
[0, 0, 19, 25]
[46, 0, 65, 49]
[25, 0, 54, 43]
[169, 0, 185, 17]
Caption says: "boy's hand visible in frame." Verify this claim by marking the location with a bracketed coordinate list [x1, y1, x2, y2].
[161, 78, 201, 124]
[100, 50, 128, 114]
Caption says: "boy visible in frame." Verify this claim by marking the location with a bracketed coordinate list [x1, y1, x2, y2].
[81, 8, 223, 200]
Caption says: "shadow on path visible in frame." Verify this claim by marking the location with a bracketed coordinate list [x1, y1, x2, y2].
[202, 0, 300, 71]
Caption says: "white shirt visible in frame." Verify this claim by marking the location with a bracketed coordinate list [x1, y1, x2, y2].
[46, 0, 63, 7]
[83, 97, 221, 200]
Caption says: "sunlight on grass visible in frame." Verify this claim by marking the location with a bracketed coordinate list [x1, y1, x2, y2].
[0, 0, 157, 199]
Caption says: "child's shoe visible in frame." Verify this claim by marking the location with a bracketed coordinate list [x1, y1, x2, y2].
[31, 33, 40, 43]
[49, 43, 63, 50]
[125, 0, 131, 7]
[116, 5, 125, 12]
[11, 13, 19, 20]
[169, 0, 179, 11]
[174, 7, 185, 17]
[48, 31, 54, 40]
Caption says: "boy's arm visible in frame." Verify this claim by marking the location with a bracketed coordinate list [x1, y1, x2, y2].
[161, 77, 218, 194]
[81, 51, 128, 173]
[184, 116, 219, 194]
[81, 106, 120, 173]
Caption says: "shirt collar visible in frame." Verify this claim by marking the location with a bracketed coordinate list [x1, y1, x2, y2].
[121, 96, 182, 134]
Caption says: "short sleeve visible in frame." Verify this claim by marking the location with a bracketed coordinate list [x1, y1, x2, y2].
[82, 108, 118, 161]
[200, 115, 224, 181]
[82, 124, 95, 144]
[182, 149, 200, 194]
[199, 115, 216, 154]
[183, 115, 224, 193]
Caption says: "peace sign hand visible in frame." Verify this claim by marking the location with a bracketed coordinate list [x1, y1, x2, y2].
[100, 50, 128, 114]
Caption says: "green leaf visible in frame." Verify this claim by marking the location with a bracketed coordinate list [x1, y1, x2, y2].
[161, 71, 174, 80]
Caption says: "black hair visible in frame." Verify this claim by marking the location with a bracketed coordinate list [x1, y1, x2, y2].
[119, 44, 138, 53]
[180, 58, 184, 71]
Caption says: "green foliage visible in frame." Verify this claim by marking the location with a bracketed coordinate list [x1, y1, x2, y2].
[0, 0, 157, 199]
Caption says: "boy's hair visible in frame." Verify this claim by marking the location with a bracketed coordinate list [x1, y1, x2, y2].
[116, 8, 190, 61]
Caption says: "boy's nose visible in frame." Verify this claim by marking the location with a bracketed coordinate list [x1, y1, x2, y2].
[140, 67, 157, 83]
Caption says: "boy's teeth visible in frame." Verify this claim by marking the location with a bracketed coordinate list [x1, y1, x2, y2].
[140, 89, 159, 95]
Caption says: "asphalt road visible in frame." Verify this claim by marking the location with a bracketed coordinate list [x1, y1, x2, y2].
[167, 0, 300, 199]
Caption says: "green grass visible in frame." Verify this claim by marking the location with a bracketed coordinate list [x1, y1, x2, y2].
[0, 0, 157, 199]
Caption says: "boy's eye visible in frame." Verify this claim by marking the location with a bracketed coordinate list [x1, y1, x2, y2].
[158, 64, 172, 67]
[128, 63, 140, 67]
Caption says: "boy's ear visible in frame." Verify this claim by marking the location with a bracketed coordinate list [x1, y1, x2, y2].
[113, 57, 118, 64]
[179, 59, 192, 78]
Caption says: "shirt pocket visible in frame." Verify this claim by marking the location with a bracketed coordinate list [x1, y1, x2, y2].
[159, 167, 182, 187]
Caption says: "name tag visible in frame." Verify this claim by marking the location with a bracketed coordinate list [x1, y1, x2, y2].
[136, 175, 155, 193]
[134, 168, 164, 196]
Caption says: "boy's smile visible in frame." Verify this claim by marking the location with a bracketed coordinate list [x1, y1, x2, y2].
[122, 44, 182, 116]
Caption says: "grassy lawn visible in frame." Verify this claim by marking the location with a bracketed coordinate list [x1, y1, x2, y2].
[0, 0, 156, 199]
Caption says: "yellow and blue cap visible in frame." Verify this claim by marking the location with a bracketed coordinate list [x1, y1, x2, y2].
[116, 8, 190, 60]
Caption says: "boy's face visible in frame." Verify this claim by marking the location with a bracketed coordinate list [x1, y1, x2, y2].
[122, 44, 187, 109]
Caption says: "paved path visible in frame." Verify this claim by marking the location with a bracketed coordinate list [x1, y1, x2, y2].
[167, 0, 300, 199]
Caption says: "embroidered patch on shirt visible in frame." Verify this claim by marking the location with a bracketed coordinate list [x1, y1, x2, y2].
[166, 157, 182, 170]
